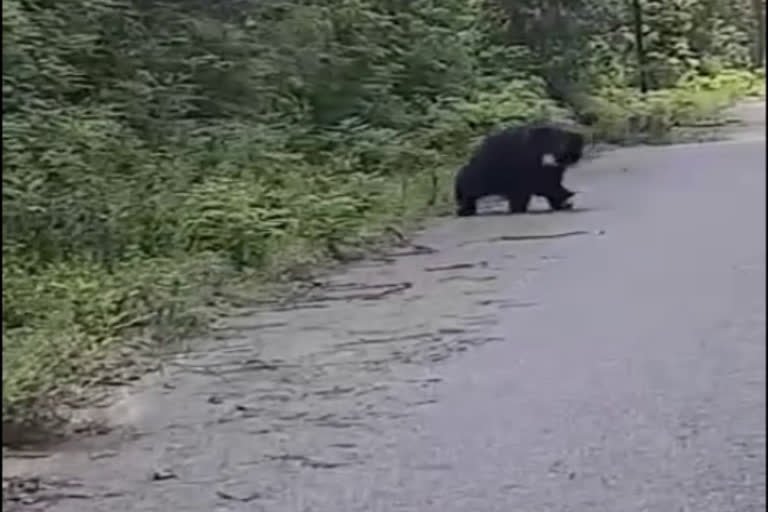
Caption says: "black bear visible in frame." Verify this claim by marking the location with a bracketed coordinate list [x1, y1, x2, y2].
[454, 123, 585, 216]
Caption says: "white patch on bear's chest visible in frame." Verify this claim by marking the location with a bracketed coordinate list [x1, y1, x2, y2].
[541, 153, 557, 166]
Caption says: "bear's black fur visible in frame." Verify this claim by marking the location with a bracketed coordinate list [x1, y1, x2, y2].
[454, 124, 585, 216]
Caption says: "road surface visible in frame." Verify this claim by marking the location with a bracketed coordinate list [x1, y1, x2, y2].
[4, 102, 766, 511]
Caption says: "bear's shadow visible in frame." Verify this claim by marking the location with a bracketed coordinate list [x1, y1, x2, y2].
[478, 207, 592, 216]
[471, 198, 594, 216]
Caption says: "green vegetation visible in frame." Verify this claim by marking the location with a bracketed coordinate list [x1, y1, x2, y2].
[3, 0, 765, 430]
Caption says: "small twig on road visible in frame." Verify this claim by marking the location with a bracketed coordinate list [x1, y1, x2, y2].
[151, 469, 177, 482]
[461, 229, 604, 246]
[438, 275, 497, 283]
[384, 225, 409, 244]
[270, 302, 330, 312]
[167, 358, 292, 378]
[335, 331, 437, 348]
[321, 282, 405, 291]
[383, 244, 438, 257]
[301, 281, 413, 303]
[358, 282, 412, 300]
[424, 261, 488, 272]
[216, 490, 263, 502]
[265, 454, 350, 469]
[211, 321, 288, 332]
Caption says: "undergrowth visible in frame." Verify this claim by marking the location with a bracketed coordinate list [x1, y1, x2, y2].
[3, 70, 763, 432]
[2, 0, 766, 433]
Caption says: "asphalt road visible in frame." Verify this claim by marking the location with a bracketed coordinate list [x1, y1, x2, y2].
[4, 102, 765, 512]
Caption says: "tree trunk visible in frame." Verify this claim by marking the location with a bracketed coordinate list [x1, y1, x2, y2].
[631, 0, 649, 92]
[752, 0, 766, 67]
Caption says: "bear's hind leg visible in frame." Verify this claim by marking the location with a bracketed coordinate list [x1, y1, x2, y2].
[456, 197, 478, 216]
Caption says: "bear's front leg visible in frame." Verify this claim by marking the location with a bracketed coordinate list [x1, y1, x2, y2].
[543, 185, 575, 211]
[506, 192, 531, 214]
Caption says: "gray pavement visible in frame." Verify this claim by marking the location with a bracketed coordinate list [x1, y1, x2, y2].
[4, 102, 766, 512]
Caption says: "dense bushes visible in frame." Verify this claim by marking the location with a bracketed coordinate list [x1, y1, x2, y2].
[570, 69, 766, 142]
[2, 0, 765, 426]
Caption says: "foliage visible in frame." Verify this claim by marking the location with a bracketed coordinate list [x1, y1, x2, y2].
[570, 69, 766, 142]
[484, 0, 764, 92]
[2, 0, 764, 429]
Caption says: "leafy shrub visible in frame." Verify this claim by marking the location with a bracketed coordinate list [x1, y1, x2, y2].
[569, 68, 764, 143]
